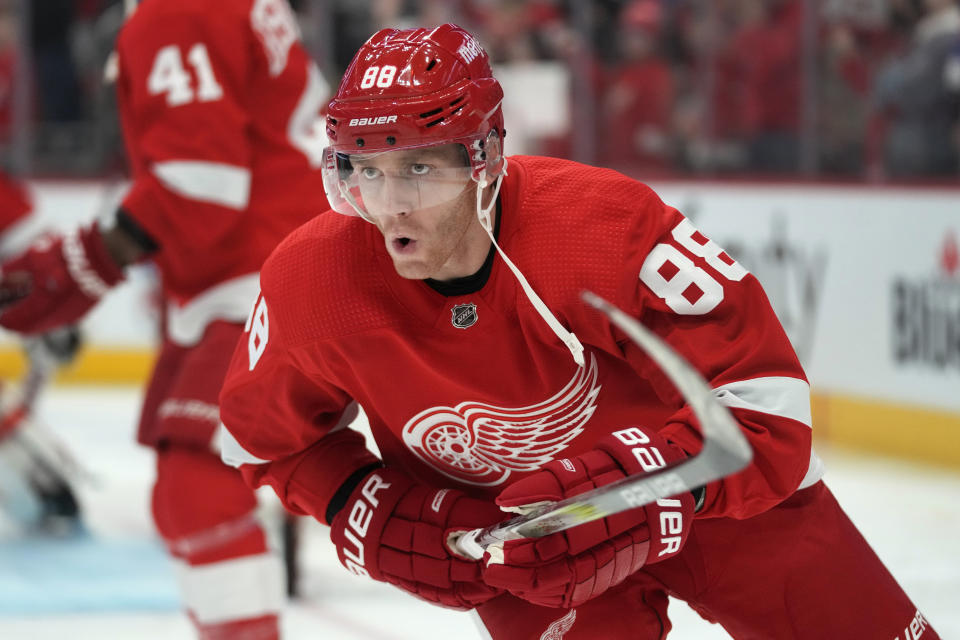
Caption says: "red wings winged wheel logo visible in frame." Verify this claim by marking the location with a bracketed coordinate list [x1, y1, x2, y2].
[401, 354, 601, 486]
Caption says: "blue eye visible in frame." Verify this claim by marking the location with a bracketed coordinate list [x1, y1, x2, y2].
[410, 164, 430, 176]
[359, 167, 382, 180]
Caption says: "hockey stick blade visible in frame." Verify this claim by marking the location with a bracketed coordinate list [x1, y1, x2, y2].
[455, 291, 752, 560]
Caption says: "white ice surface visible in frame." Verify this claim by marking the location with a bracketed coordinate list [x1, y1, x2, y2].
[1, 386, 958, 639]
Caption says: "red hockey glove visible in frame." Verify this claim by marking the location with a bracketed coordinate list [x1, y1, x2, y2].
[329, 466, 507, 610]
[0, 223, 124, 335]
[482, 426, 695, 608]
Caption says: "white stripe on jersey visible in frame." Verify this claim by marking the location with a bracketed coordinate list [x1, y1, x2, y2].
[712, 376, 812, 427]
[153, 160, 251, 209]
[166, 272, 260, 347]
[712, 376, 824, 488]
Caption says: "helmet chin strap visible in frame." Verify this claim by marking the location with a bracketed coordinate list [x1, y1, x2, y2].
[475, 160, 585, 367]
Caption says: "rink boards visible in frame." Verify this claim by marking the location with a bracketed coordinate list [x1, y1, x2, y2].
[0, 179, 957, 468]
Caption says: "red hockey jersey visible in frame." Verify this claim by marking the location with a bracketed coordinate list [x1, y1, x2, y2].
[115, 0, 328, 312]
[219, 155, 822, 523]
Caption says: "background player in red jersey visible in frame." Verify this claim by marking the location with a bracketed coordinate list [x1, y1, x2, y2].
[0, 0, 329, 637]
[217, 23, 939, 640]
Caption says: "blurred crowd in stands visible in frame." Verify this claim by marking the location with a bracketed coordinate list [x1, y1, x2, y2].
[1, 0, 958, 181]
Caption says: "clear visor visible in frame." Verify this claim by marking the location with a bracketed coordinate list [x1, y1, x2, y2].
[321, 143, 476, 220]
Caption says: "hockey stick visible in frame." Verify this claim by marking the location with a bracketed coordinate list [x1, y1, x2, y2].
[455, 291, 753, 560]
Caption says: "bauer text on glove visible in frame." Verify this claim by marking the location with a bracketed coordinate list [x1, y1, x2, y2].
[482, 426, 696, 608]
[329, 466, 508, 610]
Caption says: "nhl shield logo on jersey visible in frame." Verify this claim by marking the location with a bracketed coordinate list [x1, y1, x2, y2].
[451, 303, 478, 329]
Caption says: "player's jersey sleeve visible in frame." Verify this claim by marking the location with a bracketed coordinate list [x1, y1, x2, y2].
[114, 3, 256, 253]
[218, 248, 379, 523]
[612, 187, 817, 520]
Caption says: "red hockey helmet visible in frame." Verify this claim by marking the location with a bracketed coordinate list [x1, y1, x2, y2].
[322, 24, 505, 218]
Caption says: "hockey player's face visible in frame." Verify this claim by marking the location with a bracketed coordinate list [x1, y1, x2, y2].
[351, 144, 486, 281]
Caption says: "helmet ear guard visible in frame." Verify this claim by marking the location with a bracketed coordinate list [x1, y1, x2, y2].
[472, 129, 505, 185]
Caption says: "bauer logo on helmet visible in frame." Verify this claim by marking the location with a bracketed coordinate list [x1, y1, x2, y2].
[348, 116, 398, 127]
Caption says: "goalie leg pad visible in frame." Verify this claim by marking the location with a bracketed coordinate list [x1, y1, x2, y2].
[0, 408, 81, 532]
[0, 437, 45, 526]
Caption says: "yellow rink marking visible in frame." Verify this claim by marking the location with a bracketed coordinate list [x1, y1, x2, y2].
[0, 346, 155, 385]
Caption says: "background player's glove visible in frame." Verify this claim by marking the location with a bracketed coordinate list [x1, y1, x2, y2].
[0, 223, 123, 334]
[482, 426, 695, 608]
[329, 466, 507, 610]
